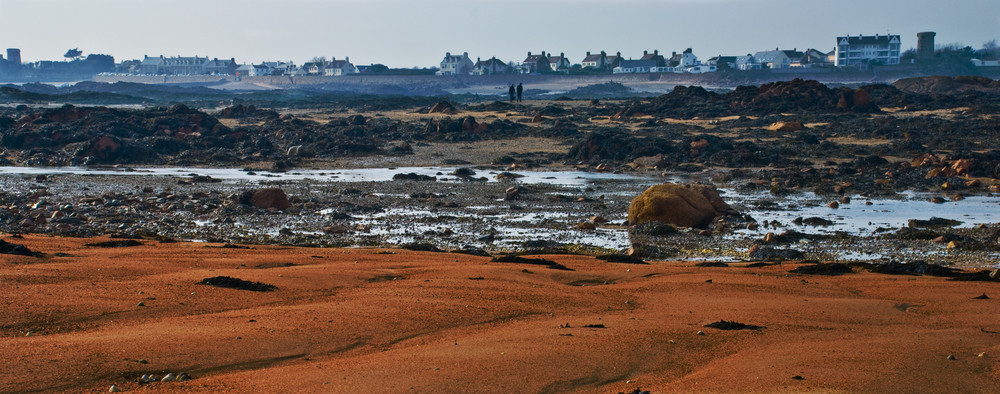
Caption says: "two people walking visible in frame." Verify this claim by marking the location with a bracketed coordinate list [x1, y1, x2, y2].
[508, 83, 523, 103]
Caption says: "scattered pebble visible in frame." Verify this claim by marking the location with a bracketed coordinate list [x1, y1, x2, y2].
[697, 330, 705, 336]
[947, 354, 956, 360]
[162, 373, 176, 382]
[109, 384, 120, 392]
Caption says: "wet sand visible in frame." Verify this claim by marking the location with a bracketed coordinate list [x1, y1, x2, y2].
[2, 234, 998, 392]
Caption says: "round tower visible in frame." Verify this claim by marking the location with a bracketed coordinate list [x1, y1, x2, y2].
[917, 32, 936, 60]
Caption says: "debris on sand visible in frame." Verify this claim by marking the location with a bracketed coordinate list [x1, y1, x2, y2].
[490, 255, 574, 271]
[705, 320, 765, 330]
[789, 262, 853, 276]
[400, 243, 444, 253]
[199, 276, 277, 292]
[594, 254, 647, 264]
[85, 240, 144, 248]
[0, 239, 42, 257]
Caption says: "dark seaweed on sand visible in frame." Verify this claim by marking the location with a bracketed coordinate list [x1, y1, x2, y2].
[490, 255, 574, 271]
[85, 240, 144, 248]
[705, 320, 766, 330]
[0, 239, 42, 257]
[200, 276, 277, 292]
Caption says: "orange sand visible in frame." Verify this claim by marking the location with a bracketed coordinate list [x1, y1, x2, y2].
[1, 234, 998, 393]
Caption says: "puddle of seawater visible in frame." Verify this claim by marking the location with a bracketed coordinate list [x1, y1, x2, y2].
[727, 190, 1000, 236]
[0, 166, 662, 187]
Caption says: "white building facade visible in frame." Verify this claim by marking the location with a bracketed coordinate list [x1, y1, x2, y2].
[834, 34, 901, 67]
[436, 52, 473, 75]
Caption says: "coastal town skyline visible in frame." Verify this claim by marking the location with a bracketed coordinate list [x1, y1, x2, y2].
[1, 0, 998, 68]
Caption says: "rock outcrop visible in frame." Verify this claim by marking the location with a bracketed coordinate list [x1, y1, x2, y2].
[242, 188, 291, 211]
[626, 183, 734, 228]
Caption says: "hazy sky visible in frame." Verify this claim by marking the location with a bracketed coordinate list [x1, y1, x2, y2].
[1, 0, 998, 67]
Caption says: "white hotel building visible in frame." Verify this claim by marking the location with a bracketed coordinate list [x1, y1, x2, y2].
[834, 34, 901, 67]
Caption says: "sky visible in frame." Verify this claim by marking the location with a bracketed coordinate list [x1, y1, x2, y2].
[1, 0, 998, 68]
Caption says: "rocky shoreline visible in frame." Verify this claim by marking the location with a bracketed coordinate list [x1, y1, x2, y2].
[1, 76, 1000, 268]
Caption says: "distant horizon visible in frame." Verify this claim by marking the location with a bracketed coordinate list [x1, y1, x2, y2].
[1, 0, 998, 68]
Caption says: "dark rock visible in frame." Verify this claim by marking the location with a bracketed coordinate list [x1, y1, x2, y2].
[241, 188, 291, 211]
[631, 222, 677, 236]
[749, 246, 804, 261]
[793, 217, 835, 226]
[392, 173, 436, 182]
[451, 167, 476, 177]
[908, 217, 962, 228]
[696, 262, 730, 267]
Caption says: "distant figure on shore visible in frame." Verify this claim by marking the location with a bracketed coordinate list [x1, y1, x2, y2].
[516, 83, 523, 103]
[508, 84, 515, 102]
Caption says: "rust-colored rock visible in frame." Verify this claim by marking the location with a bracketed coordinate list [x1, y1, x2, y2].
[627, 183, 734, 229]
[429, 101, 457, 114]
[249, 188, 291, 211]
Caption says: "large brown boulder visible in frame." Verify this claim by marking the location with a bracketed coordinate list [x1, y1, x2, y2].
[428, 101, 457, 114]
[627, 183, 734, 228]
[243, 188, 291, 211]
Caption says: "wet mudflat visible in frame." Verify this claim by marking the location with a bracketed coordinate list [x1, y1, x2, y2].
[2, 234, 998, 393]
[1, 164, 998, 268]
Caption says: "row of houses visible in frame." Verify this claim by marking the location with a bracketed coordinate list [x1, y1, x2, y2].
[137, 55, 239, 75]
[439, 33, 906, 76]
[125, 55, 363, 76]
[233, 57, 359, 77]
[117, 32, 908, 77]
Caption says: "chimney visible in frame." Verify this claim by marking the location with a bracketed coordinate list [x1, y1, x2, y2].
[644, 50, 648, 55]
[345, 56, 349, 62]
[528, 51, 532, 57]
[477, 57, 481, 62]
[617, 51, 621, 57]
[463, 52, 468, 57]
[541, 51, 546, 57]
[560, 52, 564, 58]
[654, 50, 658, 56]
[586, 51, 590, 56]
[446, 52, 451, 57]
[672, 51, 677, 56]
